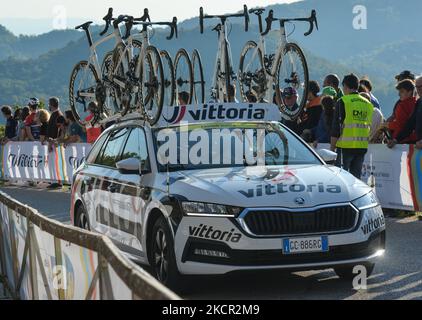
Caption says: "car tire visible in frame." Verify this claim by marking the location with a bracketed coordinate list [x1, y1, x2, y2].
[334, 262, 375, 280]
[75, 205, 90, 231]
[150, 215, 186, 291]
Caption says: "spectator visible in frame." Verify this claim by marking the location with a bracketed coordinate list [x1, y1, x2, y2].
[280, 87, 300, 133]
[1, 105, 18, 144]
[388, 70, 417, 122]
[359, 92, 385, 143]
[13, 108, 22, 123]
[387, 79, 417, 144]
[84, 101, 102, 144]
[45, 97, 63, 189]
[18, 107, 30, 141]
[389, 76, 422, 148]
[313, 94, 335, 147]
[323, 74, 344, 100]
[63, 110, 86, 145]
[297, 80, 322, 140]
[36, 109, 50, 144]
[360, 77, 381, 111]
[56, 115, 68, 143]
[330, 74, 373, 179]
[178, 91, 190, 105]
[24, 98, 40, 141]
[395, 70, 416, 83]
[47, 97, 63, 140]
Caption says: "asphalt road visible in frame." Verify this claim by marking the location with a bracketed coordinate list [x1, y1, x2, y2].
[2, 186, 422, 300]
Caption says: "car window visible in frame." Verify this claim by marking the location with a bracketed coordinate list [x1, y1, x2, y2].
[86, 132, 108, 164]
[121, 127, 150, 171]
[95, 128, 129, 168]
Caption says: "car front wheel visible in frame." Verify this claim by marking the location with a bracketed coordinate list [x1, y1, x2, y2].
[150, 215, 184, 290]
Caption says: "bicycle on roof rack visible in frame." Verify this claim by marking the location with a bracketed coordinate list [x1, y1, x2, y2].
[238, 8, 318, 121]
[69, 8, 124, 126]
[108, 14, 178, 123]
[176, 5, 249, 104]
[69, 8, 177, 126]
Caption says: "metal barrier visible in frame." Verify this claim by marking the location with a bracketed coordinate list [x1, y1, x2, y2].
[0, 191, 180, 300]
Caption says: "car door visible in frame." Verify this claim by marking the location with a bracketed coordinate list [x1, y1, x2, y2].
[109, 127, 152, 257]
[89, 127, 130, 237]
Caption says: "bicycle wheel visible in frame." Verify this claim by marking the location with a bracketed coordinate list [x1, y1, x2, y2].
[274, 42, 309, 121]
[113, 40, 143, 116]
[160, 50, 175, 107]
[174, 48, 194, 104]
[238, 41, 265, 103]
[192, 49, 205, 104]
[69, 60, 100, 126]
[139, 45, 164, 125]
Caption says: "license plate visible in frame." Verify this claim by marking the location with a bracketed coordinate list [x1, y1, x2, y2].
[283, 236, 329, 254]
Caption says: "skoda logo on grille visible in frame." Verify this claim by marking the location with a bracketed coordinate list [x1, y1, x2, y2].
[295, 197, 305, 205]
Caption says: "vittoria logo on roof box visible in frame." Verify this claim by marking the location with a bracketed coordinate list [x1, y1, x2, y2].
[160, 103, 280, 125]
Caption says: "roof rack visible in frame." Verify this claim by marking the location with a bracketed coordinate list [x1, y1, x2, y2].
[99, 111, 146, 126]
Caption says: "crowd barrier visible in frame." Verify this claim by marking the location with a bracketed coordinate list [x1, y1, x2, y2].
[0, 142, 421, 211]
[0, 141, 92, 185]
[0, 191, 180, 300]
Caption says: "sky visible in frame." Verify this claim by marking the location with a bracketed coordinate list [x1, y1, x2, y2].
[0, 0, 300, 35]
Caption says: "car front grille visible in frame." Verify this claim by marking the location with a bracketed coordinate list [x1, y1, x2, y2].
[242, 205, 358, 236]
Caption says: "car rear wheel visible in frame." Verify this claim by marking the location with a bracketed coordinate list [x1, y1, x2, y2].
[150, 215, 185, 290]
[334, 262, 375, 280]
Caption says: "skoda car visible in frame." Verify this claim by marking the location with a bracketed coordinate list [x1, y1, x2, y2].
[70, 103, 386, 289]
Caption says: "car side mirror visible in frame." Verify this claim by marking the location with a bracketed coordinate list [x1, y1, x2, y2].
[116, 157, 141, 175]
[316, 149, 337, 164]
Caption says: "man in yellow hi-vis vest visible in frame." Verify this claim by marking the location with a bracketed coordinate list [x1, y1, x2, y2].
[330, 74, 373, 179]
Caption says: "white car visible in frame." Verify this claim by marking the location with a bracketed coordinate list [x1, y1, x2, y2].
[70, 103, 386, 289]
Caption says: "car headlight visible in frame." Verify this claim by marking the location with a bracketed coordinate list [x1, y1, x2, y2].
[181, 201, 242, 217]
[352, 191, 379, 210]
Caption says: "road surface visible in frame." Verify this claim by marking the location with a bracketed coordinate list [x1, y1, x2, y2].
[1, 186, 422, 300]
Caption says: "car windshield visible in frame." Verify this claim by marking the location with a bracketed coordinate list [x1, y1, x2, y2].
[153, 122, 321, 172]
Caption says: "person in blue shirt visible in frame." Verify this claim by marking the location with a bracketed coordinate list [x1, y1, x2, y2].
[312, 87, 336, 148]
[63, 110, 86, 146]
[1, 105, 18, 144]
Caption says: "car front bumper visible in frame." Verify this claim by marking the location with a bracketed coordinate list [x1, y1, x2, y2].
[174, 216, 386, 275]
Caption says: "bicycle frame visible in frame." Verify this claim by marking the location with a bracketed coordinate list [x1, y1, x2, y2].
[242, 24, 290, 103]
[211, 22, 235, 102]
[241, 9, 317, 107]
[77, 27, 124, 103]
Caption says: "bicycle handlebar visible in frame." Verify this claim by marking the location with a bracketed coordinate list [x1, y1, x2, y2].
[199, 5, 249, 34]
[134, 8, 151, 23]
[261, 9, 318, 37]
[132, 17, 178, 40]
[123, 9, 152, 40]
[99, 8, 114, 36]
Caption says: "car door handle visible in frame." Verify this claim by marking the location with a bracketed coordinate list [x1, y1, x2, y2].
[107, 184, 119, 193]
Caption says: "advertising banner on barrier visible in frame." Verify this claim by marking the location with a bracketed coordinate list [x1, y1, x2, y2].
[318, 144, 414, 211]
[1, 142, 91, 184]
